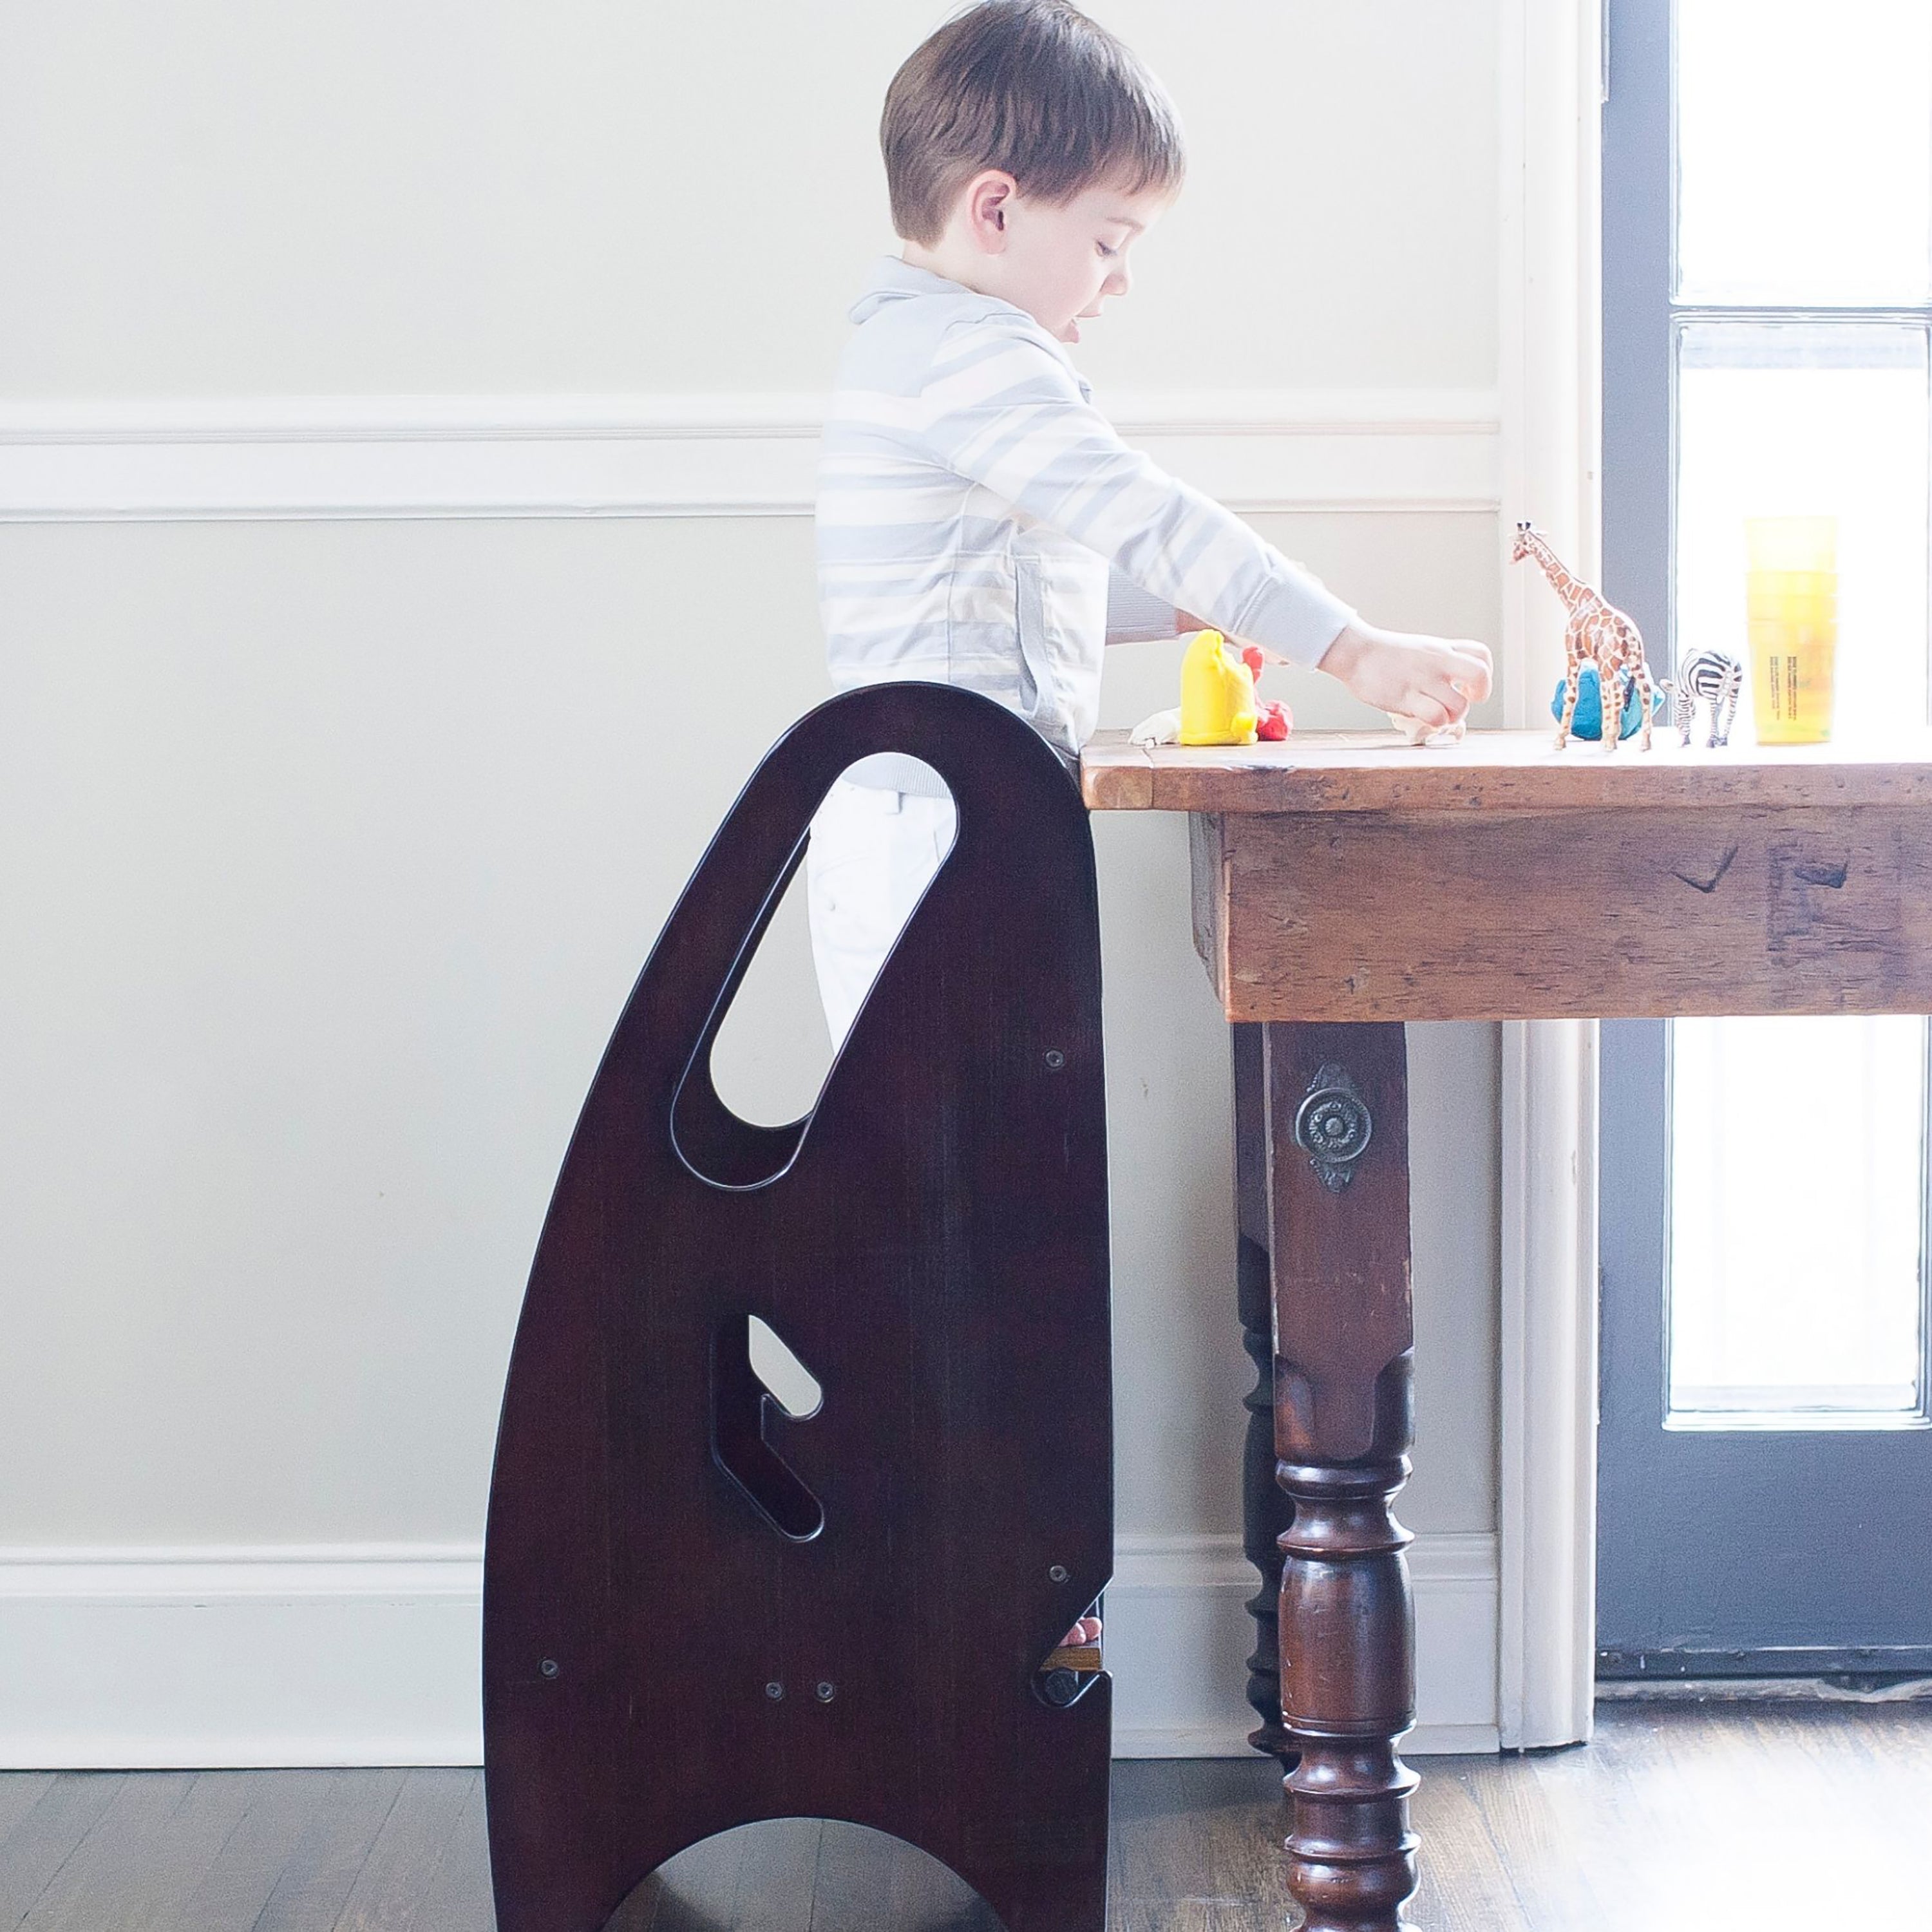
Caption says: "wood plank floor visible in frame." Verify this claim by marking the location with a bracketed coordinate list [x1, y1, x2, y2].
[2, 1701, 1927, 1930]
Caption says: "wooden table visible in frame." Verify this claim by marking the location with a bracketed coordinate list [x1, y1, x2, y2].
[1081, 724, 1932, 1931]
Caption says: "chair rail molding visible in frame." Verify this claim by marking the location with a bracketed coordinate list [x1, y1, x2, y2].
[0, 390, 1500, 523]
[1497, 0, 1606, 1750]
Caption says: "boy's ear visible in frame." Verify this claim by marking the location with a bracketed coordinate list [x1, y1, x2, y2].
[962, 169, 1018, 253]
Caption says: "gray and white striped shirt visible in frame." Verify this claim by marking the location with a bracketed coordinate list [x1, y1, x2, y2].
[817, 256, 1356, 793]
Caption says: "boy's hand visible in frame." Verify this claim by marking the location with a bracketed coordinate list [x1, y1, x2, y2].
[1316, 621, 1493, 732]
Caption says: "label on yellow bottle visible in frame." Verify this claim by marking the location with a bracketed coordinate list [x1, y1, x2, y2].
[1748, 623, 1835, 744]
[1744, 520, 1836, 745]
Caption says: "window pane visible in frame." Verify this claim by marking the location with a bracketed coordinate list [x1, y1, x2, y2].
[1670, 1016, 1927, 1419]
[1675, 321, 1929, 728]
[1671, 321, 1931, 1426]
[1676, 0, 1932, 306]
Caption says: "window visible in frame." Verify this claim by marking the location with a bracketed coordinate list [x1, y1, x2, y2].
[1660, 0, 1932, 1428]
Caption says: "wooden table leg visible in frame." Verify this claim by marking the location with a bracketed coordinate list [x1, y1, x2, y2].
[1263, 1021, 1419, 1932]
[1233, 1023, 1295, 1761]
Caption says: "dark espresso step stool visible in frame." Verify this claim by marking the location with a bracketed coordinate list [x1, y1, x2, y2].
[482, 683, 1114, 1932]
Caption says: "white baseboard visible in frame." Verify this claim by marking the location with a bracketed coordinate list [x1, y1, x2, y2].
[0, 1531, 1497, 1769]
[0, 1547, 483, 1770]
[0, 390, 1501, 522]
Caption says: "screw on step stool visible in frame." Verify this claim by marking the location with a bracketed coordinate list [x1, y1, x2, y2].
[765, 1680, 784, 1700]
[538, 1658, 559, 1680]
[1043, 1050, 1066, 1070]
[1048, 1564, 1069, 1582]
[816, 1681, 837, 1702]
[1040, 1669, 1083, 1707]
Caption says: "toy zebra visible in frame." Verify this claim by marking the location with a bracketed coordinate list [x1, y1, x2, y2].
[1668, 649, 1744, 748]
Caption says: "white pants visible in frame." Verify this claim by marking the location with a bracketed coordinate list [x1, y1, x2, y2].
[806, 779, 958, 1050]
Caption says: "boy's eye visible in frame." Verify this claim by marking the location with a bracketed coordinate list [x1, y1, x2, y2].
[1096, 242, 1117, 259]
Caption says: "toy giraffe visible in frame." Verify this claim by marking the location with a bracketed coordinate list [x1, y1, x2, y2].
[1512, 520, 1661, 751]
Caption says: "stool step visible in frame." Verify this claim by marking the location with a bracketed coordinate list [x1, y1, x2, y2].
[1041, 1645, 1103, 1672]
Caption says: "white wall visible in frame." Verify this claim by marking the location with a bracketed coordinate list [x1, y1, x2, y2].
[1, 0, 1496, 397]
[0, 0, 1506, 1762]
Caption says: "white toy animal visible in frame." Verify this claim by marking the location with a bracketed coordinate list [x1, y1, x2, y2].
[1667, 649, 1743, 748]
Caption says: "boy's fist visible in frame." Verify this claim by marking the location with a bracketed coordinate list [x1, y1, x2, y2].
[1316, 621, 1493, 732]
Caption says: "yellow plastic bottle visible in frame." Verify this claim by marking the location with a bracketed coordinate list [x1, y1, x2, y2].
[1179, 629, 1260, 746]
[1743, 515, 1837, 745]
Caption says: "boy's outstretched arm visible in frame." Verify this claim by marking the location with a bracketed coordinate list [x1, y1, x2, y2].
[925, 317, 1491, 728]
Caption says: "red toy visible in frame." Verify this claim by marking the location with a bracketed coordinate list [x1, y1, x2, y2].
[1237, 643, 1292, 739]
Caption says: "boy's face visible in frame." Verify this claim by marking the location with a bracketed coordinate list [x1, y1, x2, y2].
[928, 172, 1174, 346]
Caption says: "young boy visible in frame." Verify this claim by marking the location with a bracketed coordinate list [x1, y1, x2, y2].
[808, 0, 1493, 1045]
[800, 0, 1492, 1662]
[807, 0, 1492, 1669]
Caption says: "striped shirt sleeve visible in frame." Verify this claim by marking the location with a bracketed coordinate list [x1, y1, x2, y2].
[1104, 567, 1180, 645]
[920, 317, 1357, 668]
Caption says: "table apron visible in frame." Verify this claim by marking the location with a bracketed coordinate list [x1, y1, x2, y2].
[1191, 804, 1932, 1023]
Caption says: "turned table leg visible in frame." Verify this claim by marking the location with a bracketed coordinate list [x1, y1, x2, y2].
[1233, 1023, 1296, 1761]
[1263, 1021, 1419, 1932]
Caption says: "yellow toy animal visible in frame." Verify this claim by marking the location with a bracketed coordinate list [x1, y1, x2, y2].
[1179, 629, 1258, 746]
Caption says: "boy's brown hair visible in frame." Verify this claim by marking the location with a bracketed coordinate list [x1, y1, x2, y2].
[882, 0, 1186, 246]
